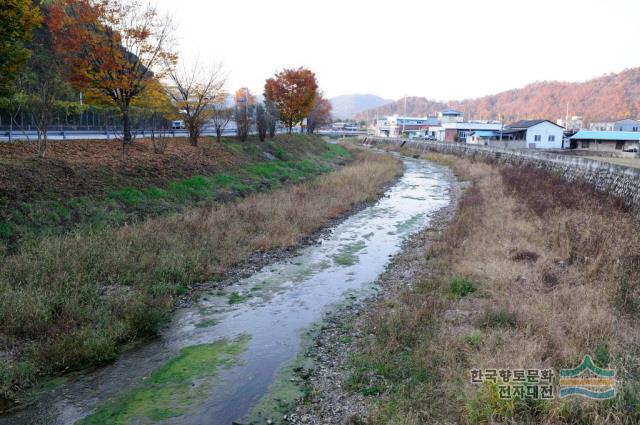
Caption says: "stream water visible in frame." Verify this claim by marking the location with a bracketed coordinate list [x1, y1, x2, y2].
[1, 156, 452, 425]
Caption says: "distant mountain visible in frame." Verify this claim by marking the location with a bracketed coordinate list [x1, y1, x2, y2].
[355, 67, 640, 123]
[330, 94, 393, 119]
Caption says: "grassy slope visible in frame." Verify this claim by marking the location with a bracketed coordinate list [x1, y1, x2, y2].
[0, 138, 402, 404]
[345, 148, 640, 424]
[0, 135, 349, 253]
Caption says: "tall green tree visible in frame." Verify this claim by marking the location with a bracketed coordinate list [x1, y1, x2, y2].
[0, 0, 41, 94]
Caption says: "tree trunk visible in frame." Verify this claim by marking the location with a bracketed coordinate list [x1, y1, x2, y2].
[40, 132, 48, 158]
[189, 128, 198, 146]
[216, 128, 222, 143]
[122, 108, 132, 145]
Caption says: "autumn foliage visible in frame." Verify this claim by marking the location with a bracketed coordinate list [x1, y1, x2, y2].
[47, 0, 176, 144]
[356, 67, 640, 123]
[0, 0, 41, 94]
[264, 67, 318, 133]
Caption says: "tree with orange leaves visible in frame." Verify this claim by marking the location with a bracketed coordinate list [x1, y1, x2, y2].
[47, 0, 176, 147]
[264, 67, 318, 133]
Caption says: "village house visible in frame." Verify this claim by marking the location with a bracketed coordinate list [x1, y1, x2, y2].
[437, 109, 464, 124]
[588, 118, 640, 132]
[500, 120, 565, 149]
[613, 119, 640, 132]
[375, 115, 440, 138]
[569, 130, 640, 155]
[468, 120, 565, 149]
[589, 121, 615, 131]
[430, 121, 503, 143]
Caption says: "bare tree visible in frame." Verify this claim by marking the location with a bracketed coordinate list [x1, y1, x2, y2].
[306, 93, 332, 134]
[166, 61, 226, 146]
[265, 100, 278, 139]
[235, 105, 250, 142]
[23, 18, 70, 158]
[211, 102, 233, 143]
[256, 103, 267, 141]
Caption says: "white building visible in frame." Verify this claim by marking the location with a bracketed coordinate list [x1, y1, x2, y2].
[431, 121, 502, 143]
[589, 121, 615, 131]
[502, 120, 565, 149]
[375, 115, 439, 138]
[437, 109, 464, 124]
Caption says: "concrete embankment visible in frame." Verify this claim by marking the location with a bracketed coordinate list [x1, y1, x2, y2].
[361, 136, 640, 207]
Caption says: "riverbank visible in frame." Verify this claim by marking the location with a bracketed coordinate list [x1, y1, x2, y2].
[0, 135, 350, 253]
[0, 137, 402, 407]
[291, 146, 640, 424]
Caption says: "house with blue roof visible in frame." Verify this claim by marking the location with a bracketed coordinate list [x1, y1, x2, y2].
[569, 130, 640, 154]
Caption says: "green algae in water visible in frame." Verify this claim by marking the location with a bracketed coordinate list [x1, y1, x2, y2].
[245, 327, 318, 425]
[77, 335, 250, 425]
[394, 213, 425, 234]
[194, 318, 219, 328]
[228, 291, 251, 304]
[332, 240, 367, 266]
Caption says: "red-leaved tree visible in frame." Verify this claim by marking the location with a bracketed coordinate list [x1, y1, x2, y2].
[264, 67, 318, 133]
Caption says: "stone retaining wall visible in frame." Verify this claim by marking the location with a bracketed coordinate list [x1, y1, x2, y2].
[360, 136, 640, 208]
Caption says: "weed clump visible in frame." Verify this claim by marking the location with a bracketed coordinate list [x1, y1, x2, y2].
[448, 276, 477, 298]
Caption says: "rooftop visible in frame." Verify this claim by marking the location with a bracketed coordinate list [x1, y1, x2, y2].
[506, 119, 563, 129]
[440, 109, 463, 116]
[570, 130, 640, 141]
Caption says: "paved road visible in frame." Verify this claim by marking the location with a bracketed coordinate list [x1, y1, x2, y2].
[0, 128, 367, 142]
[0, 128, 238, 142]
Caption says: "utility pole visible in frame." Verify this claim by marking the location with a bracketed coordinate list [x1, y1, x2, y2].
[500, 114, 505, 148]
[402, 95, 407, 137]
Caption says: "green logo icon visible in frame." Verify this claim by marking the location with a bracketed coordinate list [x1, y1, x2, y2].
[559, 355, 616, 399]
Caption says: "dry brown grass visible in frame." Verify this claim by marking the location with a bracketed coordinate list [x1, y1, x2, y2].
[0, 148, 401, 402]
[350, 150, 640, 424]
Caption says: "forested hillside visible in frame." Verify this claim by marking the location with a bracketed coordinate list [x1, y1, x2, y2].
[356, 68, 640, 122]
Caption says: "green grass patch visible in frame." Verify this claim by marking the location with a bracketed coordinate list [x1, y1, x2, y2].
[449, 276, 477, 298]
[464, 332, 482, 348]
[77, 335, 250, 425]
[221, 141, 244, 155]
[321, 143, 350, 160]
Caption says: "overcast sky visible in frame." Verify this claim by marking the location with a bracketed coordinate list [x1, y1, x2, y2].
[153, 0, 640, 101]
